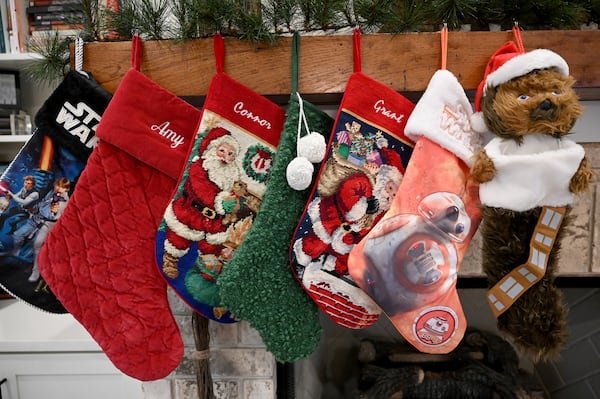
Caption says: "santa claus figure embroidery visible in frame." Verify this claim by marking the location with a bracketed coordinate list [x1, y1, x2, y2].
[293, 146, 404, 276]
[162, 127, 242, 279]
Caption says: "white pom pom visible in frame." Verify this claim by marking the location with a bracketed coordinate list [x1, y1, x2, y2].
[298, 132, 327, 163]
[470, 112, 489, 134]
[286, 156, 314, 191]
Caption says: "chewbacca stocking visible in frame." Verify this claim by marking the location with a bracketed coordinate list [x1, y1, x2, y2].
[38, 36, 200, 381]
[349, 28, 483, 354]
[218, 33, 330, 362]
[156, 33, 285, 323]
[0, 69, 111, 313]
[470, 30, 593, 360]
[290, 29, 415, 329]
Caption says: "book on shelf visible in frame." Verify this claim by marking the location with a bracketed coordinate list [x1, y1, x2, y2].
[0, 116, 10, 135]
[26, 2, 82, 14]
[0, 0, 7, 52]
[26, 0, 82, 36]
[32, 10, 83, 21]
[1, 0, 28, 53]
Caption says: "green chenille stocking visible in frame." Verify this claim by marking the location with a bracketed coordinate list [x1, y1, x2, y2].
[217, 33, 331, 362]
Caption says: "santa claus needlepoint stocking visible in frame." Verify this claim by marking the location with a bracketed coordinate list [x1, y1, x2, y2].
[38, 35, 200, 381]
[290, 28, 415, 329]
[217, 33, 329, 362]
[0, 69, 111, 313]
[348, 27, 483, 354]
[156, 33, 285, 323]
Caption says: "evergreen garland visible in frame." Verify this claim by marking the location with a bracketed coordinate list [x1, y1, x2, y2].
[24, 0, 599, 84]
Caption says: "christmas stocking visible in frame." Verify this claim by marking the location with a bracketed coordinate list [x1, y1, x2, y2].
[469, 27, 592, 361]
[289, 29, 415, 329]
[38, 36, 200, 381]
[0, 69, 111, 313]
[217, 33, 330, 362]
[156, 33, 285, 323]
[348, 28, 483, 353]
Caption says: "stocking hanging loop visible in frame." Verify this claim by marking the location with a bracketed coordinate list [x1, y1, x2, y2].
[132, 34, 142, 71]
[292, 32, 300, 94]
[512, 21, 525, 53]
[214, 33, 225, 74]
[353, 27, 361, 73]
[440, 23, 448, 70]
[74, 36, 89, 77]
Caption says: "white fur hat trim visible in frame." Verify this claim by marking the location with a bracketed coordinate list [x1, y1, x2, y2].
[405, 70, 482, 166]
[484, 49, 569, 95]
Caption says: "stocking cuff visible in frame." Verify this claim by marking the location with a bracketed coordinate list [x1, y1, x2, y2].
[35, 71, 112, 160]
[96, 69, 199, 180]
[405, 70, 482, 166]
[480, 135, 584, 211]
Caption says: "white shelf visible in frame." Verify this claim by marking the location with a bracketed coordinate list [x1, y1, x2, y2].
[0, 53, 44, 71]
[0, 134, 31, 143]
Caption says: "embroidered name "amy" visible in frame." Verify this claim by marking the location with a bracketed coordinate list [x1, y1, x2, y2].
[373, 99, 405, 124]
[151, 121, 186, 148]
[233, 102, 272, 130]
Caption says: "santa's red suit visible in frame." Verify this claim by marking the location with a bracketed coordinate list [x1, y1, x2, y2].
[162, 127, 240, 278]
[293, 173, 377, 275]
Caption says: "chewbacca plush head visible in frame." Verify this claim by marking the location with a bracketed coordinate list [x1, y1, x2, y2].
[473, 45, 583, 144]
[481, 67, 583, 143]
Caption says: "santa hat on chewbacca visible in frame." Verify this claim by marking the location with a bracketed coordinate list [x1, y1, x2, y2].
[470, 41, 569, 133]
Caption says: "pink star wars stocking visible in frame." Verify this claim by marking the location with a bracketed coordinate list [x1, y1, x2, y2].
[156, 34, 285, 323]
[348, 28, 483, 353]
[290, 29, 415, 329]
[0, 69, 111, 313]
[38, 36, 200, 381]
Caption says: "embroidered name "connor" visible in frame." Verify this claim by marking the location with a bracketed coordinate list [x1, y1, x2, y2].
[233, 101, 272, 130]
[373, 99, 405, 124]
[151, 121, 186, 149]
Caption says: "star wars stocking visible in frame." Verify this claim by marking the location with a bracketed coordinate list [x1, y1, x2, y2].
[156, 33, 285, 323]
[38, 36, 200, 381]
[348, 28, 483, 353]
[289, 29, 415, 329]
[217, 33, 330, 362]
[0, 69, 111, 313]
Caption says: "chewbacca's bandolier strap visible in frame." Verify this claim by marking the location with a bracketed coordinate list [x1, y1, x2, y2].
[487, 206, 566, 317]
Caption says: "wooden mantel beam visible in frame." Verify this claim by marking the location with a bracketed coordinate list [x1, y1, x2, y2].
[76, 30, 600, 97]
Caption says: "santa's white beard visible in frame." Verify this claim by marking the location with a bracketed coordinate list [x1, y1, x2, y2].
[202, 153, 241, 190]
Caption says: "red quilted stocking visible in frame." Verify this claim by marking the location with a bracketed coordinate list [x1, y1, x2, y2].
[289, 29, 415, 329]
[155, 34, 284, 323]
[38, 36, 201, 381]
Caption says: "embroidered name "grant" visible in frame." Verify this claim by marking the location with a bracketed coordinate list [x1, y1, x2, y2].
[151, 121, 186, 149]
[373, 99, 405, 124]
[55, 101, 101, 149]
[233, 102, 272, 130]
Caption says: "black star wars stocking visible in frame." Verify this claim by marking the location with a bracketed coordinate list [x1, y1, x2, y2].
[0, 69, 111, 313]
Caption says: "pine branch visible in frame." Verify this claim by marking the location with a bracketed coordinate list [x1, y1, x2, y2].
[24, 31, 71, 86]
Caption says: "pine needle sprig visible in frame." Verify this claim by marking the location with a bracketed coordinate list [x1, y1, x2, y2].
[136, 0, 171, 40]
[24, 31, 72, 86]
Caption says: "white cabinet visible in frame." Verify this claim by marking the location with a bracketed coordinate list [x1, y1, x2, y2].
[0, 299, 143, 399]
